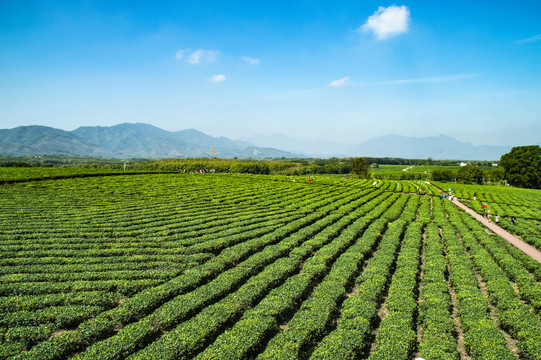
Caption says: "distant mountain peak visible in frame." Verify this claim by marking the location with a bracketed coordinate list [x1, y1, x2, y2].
[244, 132, 510, 160]
[0, 123, 512, 160]
[0, 123, 294, 159]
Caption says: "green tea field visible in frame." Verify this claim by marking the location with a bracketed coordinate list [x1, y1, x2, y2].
[1, 171, 540, 359]
[432, 182, 541, 252]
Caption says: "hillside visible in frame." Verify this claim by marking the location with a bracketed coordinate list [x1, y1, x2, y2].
[0, 123, 518, 160]
[0, 123, 294, 158]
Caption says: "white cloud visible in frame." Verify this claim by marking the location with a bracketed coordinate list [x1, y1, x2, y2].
[361, 5, 410, 40]
[188, 49, 218, 64]
[328, 76, 352, 87]
[211, 74, 226, 83]
[242, 56, 260, 65]
[175, 49, 219, 64]
[516, 34, 541, 44]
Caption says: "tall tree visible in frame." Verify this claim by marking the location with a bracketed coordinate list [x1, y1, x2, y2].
[500, 145, 541, 189]
[457, 164, 484, 184]
[351, 157, 369, 178]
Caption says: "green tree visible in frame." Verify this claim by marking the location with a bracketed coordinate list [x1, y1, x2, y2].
[484, 167, 505, 183]
[457, 165, 484, 184]
[500, 145, 541, 189]
[430, 169, 456, 182]
[351, 157, 369, 178]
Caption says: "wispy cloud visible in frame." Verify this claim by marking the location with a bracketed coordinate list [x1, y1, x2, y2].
[516, 34, 541, 44]
[175, 49, 219, 64]
[373, 73, 476, 85]
[188, 49, 219, 64]
[328, 76, 353, 87]
[211, 74, 226, 83]
[360, 5, 410, 40]
[242, 56, 260, 65]
[175, 50, 184, 60]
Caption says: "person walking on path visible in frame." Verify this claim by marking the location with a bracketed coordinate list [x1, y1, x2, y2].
[451, 198, 541, 262]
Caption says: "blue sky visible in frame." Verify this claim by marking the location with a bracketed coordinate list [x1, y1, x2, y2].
[1, 0, 540, 146]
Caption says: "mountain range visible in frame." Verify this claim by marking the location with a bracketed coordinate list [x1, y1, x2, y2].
[242, 133, 515, 160]
[0, 122, 525, 160]
[0, 123, 294, 159]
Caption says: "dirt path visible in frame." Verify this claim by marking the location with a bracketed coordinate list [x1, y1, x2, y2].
[402, 166, 414, 172]
[452, 199, 541, 263]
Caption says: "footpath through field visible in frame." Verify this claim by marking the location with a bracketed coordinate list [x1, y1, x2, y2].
[452, 198, 541, 262]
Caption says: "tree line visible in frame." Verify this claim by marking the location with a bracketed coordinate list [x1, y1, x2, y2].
[1, 146, 539, 188]
[430, 165, 504, 184]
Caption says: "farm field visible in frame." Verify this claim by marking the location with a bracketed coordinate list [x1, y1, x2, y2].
[370, 165, 431, 181]
[1, 172, 541, 359]
[369, 164, 409, 172]
[0, 168, 160, 184]
[432, 182, 541, 252]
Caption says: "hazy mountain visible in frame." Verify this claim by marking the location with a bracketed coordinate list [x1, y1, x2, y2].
[72, 123, 191, 157]
[0, 123, 294, 158]
[0, 126, 112, 156]
[242, 134, 351, 157]
[0, 123, 516, 160]
[245, 133, 512, 160]
[353, 134, 510, 160]
[171, 128, 252, 149]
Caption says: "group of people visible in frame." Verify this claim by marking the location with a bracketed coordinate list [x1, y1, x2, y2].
[440, 188, 458, 201]
[480, 197, 517, 226]
[485, 210, 499, 224]
[482, 205, 516, 225]
[441, 191, 516, 226]
[482, 204, 498, 223]
[439, 193, 457, 201]
[183, 169, 216, 173]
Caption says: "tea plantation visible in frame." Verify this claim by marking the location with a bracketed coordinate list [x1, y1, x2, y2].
[1, 171, 540, 359]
